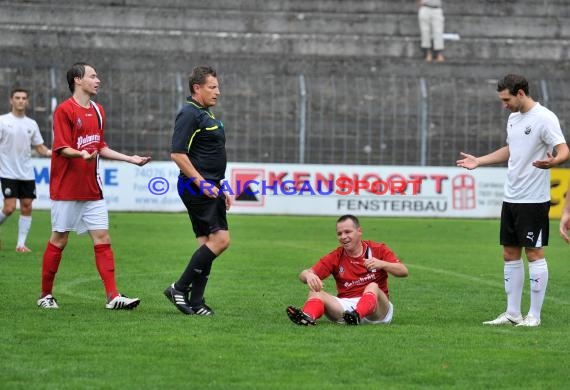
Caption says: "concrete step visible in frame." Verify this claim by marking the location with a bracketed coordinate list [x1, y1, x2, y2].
[1, 0, 567, 17]
[1, 2, 568, 39]
[2, 22, 570, 63]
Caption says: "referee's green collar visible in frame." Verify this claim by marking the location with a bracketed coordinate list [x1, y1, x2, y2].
[186, 96, 205, 109]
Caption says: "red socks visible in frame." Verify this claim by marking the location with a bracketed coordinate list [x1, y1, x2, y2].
[302, 292, 378, 320]
[356, 291, 378, 318]
[302, 298, 325, 320]
[41, 241, 63, 296]
[94, 244, 119, 299]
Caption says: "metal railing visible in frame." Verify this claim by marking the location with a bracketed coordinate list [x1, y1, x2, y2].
[1, 66, 568, 167]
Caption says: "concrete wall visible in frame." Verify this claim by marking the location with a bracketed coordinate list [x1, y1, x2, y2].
[1, 0, 569, 165]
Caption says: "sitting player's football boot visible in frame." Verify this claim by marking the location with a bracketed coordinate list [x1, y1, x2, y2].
[286, 306, 316, 326]
[343, 309, 361, 325]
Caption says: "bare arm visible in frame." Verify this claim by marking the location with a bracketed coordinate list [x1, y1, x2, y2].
[364, 258, 409, 277]
[171, 152, 218, 198]
[99, 146, 151, 166]
[456, 146, 510, 170]
[299, 268, 323, 292]
[59, 147, 97, 160]
[34, 144, 52, 157]
[533, 143, 570, 169]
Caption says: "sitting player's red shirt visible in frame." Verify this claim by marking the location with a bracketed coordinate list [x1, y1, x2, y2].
[311, 240, 401, 299]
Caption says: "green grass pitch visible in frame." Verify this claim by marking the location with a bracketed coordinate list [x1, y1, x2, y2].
[1, 211, 569, 389]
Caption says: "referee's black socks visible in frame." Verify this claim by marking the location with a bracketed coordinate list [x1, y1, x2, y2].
[176, 245, 217, 296]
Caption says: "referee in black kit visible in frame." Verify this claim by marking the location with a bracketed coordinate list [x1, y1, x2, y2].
[164, 65, 231, 316]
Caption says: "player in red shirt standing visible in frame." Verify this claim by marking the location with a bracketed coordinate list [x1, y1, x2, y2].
[287, 215, 408, 326]
[37, 62, 151, 310]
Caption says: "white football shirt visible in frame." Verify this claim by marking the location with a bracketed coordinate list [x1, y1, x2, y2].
[504, 102, 566, 203]
[0, 112, 44, 180]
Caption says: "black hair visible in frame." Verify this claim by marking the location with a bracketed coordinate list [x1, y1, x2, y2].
[497, 74, 529, 96]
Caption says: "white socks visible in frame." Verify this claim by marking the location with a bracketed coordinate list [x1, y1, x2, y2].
[504, 259, 524, 317]
[528, 259, 548, 320]
[504, 258, 549, 321]
[17, 215, 32, 248]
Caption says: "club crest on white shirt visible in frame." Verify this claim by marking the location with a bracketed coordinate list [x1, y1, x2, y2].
[524, 126, 532, 135]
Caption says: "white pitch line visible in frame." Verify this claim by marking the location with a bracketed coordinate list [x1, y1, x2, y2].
[407, 263, 570, 306]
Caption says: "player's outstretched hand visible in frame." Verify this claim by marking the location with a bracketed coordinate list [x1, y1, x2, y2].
[456, 152, 478, 170]
[131, 155, 151, 166]
[81, 149, 98, 161]
[532, 152, 556, 169]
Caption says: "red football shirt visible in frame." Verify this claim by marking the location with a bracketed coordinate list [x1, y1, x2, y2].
[50, 98, 108, 200]
[311, 240, 401, 299]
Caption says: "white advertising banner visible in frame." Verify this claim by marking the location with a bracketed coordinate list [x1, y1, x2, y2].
[27, 158, 507, 218]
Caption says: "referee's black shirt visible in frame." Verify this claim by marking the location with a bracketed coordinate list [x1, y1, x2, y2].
[171, 97, 227, 182]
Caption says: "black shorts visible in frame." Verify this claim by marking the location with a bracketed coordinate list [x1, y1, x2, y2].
[178, 180, 228, 238]
[1, 178, 37, 199]
[500, 201, 549, 248]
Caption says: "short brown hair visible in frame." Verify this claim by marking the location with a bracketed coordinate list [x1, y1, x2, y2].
[337, 214, 360, 228]
[10, 88, 29, 98]
[66, 62, 95, 93]
[188, 66, 217, 94]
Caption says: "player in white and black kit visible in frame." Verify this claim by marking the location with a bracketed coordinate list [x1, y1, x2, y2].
[457, 74, 569, 327]
[0, 88, 51, 252]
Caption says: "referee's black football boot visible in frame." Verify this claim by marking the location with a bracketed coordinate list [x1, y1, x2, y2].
[286, 306, 316, 326]
[163, 283, 194, 315]
[343, 309, 361, 325]
[191, 298, 214, 316]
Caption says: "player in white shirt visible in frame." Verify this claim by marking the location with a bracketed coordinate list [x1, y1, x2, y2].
[457, 74, 569, 327]
[0, 88, 51, 252]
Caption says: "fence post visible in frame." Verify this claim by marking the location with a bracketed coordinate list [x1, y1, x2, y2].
[540, 79, 549, 107]
[419, 77, 428, 166]
[49, 66, 58, 144]
[298, 74, 307, 164]
[176, 71, 184, 111]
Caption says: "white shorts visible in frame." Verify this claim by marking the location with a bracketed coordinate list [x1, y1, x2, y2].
[51, 199, 109, 235]
[334, 297, 394, 325]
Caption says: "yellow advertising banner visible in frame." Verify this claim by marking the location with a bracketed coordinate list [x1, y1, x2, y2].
[550, 168, 570, 218]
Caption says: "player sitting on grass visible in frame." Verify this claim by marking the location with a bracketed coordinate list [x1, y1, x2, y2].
[286, 214, 408, 326]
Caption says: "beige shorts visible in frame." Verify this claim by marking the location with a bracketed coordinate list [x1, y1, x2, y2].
[50, 199, 109, 234]
[334, 297, 394, 325]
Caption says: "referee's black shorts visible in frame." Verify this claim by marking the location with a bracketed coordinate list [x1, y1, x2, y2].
[500, 201, 550, 248]
[178, 179, 228, 238]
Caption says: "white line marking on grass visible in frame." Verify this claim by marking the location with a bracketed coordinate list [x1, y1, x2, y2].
[407, 263, 570, 305]
[57, 271, 175, 301]
[57, 277, 100, 301]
